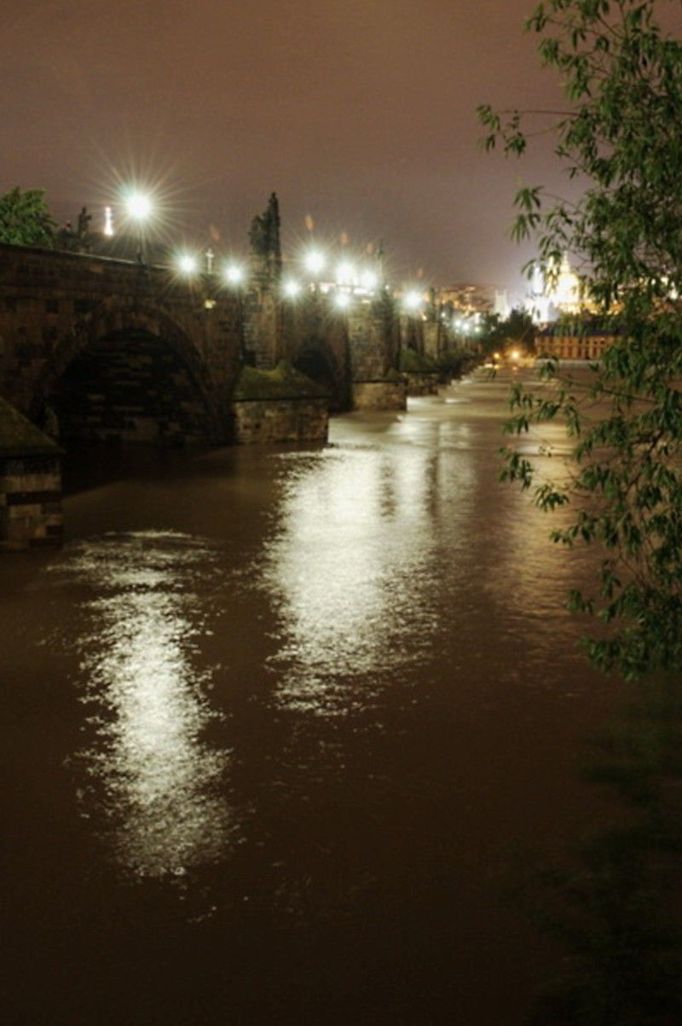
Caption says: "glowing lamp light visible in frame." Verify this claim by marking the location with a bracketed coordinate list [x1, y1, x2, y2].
[336, 262, 355, 285]
[124, 190, 153, 221]
[283, 279, 302, 298]
[224, 263, 244, 285]
[403, 290, 423, 311]
[334, 291, 352, 310]
[176, 253, 198, 275]
[510, 348, 521, 361]
[361, 270, 378, 291]
[304, 249, 326, 275]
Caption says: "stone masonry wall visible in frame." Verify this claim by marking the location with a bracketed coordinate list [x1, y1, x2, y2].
[242, 288, 281, 369]
[231, 398, 329, 445]
[352, 380, 407, 411]
[54, 330, 213, 446]
[348, 310, 391, 380]
[0, 244, 242, 437]
[0, 454, 62, 549]
[405, 373, 440, 396]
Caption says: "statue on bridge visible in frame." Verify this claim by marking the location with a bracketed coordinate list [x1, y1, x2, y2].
[249, 193, 282, 284]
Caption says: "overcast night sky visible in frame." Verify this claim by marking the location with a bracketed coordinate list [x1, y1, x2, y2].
[1, 0, 582, 291]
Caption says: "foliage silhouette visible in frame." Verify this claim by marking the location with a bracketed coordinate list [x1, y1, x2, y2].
[479, 0, 682, 680]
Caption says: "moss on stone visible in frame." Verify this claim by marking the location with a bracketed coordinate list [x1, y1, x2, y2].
[233, 361, 329, 401]
[0, 397, 60, 457]
[399, 348, 436, 373]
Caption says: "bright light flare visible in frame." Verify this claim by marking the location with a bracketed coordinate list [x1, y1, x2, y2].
[224, 263, 244, 285]
[360, 270, 379, 291]
[334, 291, 352, 310]
[124, 190, 153, 221]
[304, 249, 326, 275]
[403, 290, 423, 311]
[283, 279, 302, 298]
[336, 262, 355, 285]
[176, 253, 199, 276]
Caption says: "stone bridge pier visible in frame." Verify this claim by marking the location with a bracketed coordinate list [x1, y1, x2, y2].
[271, 289, 405, 413]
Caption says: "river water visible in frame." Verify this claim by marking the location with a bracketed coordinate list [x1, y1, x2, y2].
[2, 369, 618, 1026]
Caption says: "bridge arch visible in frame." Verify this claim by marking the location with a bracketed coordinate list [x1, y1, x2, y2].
[291, 329, 352, 412]
[32, 299, 224, 447]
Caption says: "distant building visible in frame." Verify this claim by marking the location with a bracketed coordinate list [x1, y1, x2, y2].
[524, 255, 590, 323]
[434, 283, 495, 316]
[493, 289, 513, 319]
[535, 324, 614, 361]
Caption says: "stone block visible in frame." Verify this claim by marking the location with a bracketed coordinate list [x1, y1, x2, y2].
[405, 373, 439, 396]
[231, 398, 328, 445]
[352, 380, 407, 412]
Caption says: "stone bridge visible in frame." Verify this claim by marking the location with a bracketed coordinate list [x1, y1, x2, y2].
[0, 242, 407, 450]
[0, 243, 243, 446]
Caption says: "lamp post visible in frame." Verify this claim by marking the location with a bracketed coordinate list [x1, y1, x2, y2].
[282, 279, 302, 299]
[176, 253, 199, 276]
[223, 262, 248, 361]
[303, 249, 326, 292]
[123, 190, 153, 264]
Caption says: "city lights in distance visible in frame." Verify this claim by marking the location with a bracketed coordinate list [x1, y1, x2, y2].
[176, 253, 198, 275]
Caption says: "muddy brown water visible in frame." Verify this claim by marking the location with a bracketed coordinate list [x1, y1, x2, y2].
[1, 370, 618, 1025]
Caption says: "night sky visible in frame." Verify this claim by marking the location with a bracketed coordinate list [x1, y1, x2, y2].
[2, 0, 576, 290]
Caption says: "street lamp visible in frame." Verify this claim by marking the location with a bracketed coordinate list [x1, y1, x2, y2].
[336, 261, 355, 286]
[224, 263, 245, 286]
[403, 290, 423, 312]
[221, 262, 247, 360]
[303, 249, 326, 277]
[176, 253, 199, 276]
[283, 279, 302, 298]
[360, 269, 379, 292]
[123, 189, 154, 263]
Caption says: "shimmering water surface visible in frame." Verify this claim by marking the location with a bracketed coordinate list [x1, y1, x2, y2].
[2, 371, 617, 1025]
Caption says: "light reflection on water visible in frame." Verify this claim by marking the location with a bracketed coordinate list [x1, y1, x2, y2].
[0, 370, 622, 1026]
[262, 416, 477, 716]
[58, 531, 233, 879]
[261, 373, 600, 718]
